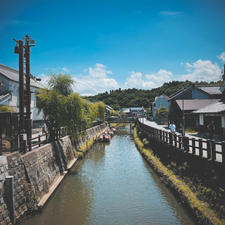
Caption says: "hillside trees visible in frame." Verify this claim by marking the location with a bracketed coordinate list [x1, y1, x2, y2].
[86, 80, 222, 108]
[37, 74, 105, 141]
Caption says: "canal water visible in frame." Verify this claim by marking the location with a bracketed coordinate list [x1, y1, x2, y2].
[22, 125, 195, 225]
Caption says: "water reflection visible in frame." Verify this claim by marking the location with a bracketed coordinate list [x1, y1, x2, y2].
[22, 125, 195, 225]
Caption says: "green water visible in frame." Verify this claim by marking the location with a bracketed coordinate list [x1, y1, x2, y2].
[21, 125, 195, 225]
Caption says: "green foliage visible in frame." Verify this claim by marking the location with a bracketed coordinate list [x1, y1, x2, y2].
[156, 107, 168, 118]
[37, 73, 105, 141]
[110, 110, 119, 117]
[0, 106, 13, 112]
[48, 73, 74, 96]
[96, 101, 105, 121]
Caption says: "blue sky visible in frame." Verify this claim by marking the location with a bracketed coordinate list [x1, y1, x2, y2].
[0, 0, 225, 95]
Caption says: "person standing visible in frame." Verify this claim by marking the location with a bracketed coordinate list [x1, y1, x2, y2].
[169, 121, 176, 134]
[207, 121, 215, 139]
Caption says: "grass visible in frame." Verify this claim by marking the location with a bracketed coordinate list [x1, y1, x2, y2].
[133, 127, 225, 225]
[109, 123, 126, 128]
[76, 131, 103, 158]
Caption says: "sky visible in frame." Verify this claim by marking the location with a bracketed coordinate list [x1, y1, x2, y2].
[0, 0, 225, 95]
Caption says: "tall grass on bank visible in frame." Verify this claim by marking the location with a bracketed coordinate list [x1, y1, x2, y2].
[133, 127, 225, 225]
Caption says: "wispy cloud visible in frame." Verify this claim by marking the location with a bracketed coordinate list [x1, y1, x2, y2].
[181, 60, 221, 82]
[160, 11, 182, 16]
[62, 67, 70, 73]
[125, 69, 173, 89]
[5, 20, 38, 25]
[72, 63, 119, 96]
[217, 51, 225, 63]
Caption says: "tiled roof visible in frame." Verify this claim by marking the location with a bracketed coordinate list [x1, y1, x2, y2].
[175, 99, 220, 111]
[193, 101, 225, 114]
[169, 84, 222, 100]
[196, 86, 222, 95]
[169, 84, 192, 100]
[0, 64, 45, 89]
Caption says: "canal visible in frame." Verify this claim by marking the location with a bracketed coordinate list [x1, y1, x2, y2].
[22, 125, 195, 225]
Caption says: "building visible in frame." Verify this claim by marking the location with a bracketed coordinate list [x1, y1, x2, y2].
[152, 94, 170, 124]
[0, 64, 45, 128]
[168, 84, 222, 128]
[192, 66, 225, 139]
[130, 107, 145, 117]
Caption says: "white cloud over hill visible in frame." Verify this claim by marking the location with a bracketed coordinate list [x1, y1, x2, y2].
[181, 60, 221, 82]
[39, 56, 223, 95]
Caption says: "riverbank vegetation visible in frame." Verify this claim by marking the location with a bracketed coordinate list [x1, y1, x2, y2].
[36, 73, 105, 142]
[133, 127, 225, 225]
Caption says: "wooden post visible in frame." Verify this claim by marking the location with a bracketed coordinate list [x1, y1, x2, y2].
[207, 140, 211, 159]
[199, 139, 203, 157]
[162, 131, 165, 142]
[166, 131, 168, 143]
[222, 142, 225, 167]
[160, 130, 162, 142]
[178, 135, 182, 149]
[192, 138, 195, 155]
[221, 142, 225, 194]
[174, 134, 177, 148]
[169, 132, 173, 145]
[183, 136, 189, 152]
[211, 141, 216, 161]
[38, 135, 41, 147]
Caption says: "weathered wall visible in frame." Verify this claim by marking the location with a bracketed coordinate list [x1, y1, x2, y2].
[0, 156, 11, 225]
[0, 124, 105, 225]
[6, 153, 28, 221]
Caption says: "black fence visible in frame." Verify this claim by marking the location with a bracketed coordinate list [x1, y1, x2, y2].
[137, 120, 225, 166]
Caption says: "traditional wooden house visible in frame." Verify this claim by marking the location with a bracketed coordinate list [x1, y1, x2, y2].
[0, 64, 45, 128]
[168, 84, 222, 129]
[193, 66, 225, 139]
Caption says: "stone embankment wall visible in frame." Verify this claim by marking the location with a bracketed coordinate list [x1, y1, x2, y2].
[0, 124, 105, 225]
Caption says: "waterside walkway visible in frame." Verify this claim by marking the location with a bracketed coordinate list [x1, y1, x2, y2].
[138, 118, 225, 164]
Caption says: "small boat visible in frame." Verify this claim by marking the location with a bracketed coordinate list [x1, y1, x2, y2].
[104, 134, 111, 142]
[98, 133, 111, 142]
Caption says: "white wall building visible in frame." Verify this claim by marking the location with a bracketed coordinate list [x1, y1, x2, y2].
[0, 64, 45, 128]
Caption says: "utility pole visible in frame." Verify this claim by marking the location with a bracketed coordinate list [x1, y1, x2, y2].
[14, 35, 35, 152]
[24, 35, 35, 151]
[14, 40, 25, 132]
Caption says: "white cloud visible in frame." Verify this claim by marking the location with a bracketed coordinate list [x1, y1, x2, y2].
[218, 52, 225, 62]
[61, 67, 70, 73]
[125, 69, 173, 89]
[160, 11, 182, 16]
[181, 60, 221, 82]
[72, 63, 119, 95]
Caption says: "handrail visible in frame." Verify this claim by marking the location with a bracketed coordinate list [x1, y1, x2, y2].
[137, 120, 225, 166]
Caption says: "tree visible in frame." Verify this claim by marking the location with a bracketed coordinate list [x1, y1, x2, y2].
[96, 101, 105, 121]
[37, 73, 106, 141]
[48, 73, 74, 96]
[110, 110, 119, 117]
[156, 107, 168, 118]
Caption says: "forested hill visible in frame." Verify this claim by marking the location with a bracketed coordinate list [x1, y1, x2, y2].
[85, 80, 222, 109]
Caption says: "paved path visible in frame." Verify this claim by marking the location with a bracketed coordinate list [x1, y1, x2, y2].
[139, 118, 223, 163]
